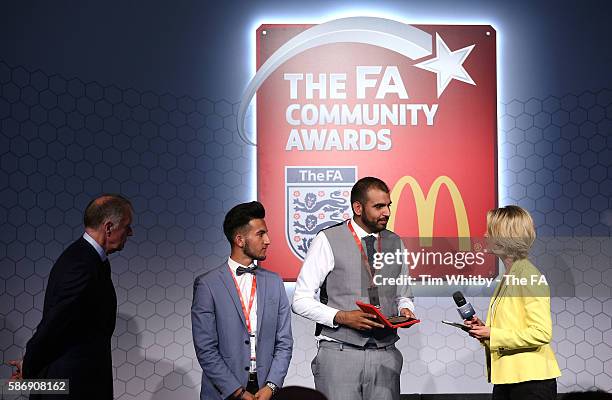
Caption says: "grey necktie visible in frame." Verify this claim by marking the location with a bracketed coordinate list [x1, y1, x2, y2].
[363, 235, 376, 275]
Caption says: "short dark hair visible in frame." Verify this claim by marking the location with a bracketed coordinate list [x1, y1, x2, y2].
[223, 201, 266, 244]
[83, 194, 132, 229]
[350, 177, 390, 211]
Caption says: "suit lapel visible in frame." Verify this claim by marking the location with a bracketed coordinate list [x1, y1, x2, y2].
[78, 237, 118, 334]
[103, 259, 118, 334]
[256, 271, 267, 340]
[219, 266, 248, 331]
[491, 261, 522, 324]
[490, 277, 510, 325]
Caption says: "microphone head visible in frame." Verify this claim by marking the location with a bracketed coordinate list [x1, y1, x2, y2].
[453, 291, 475, 319]
[452, 291, 466, 307]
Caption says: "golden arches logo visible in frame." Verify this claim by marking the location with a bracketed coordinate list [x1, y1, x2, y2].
[387, 176, 471, 251]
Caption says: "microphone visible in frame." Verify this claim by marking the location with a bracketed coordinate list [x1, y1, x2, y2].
[453, 291, 475, 320]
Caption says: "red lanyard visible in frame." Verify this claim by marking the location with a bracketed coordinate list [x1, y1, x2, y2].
[347, 220, 382, 281]
[229, 267, 257, 334]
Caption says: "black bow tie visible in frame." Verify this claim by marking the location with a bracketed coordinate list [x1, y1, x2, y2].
[236, 265, 258, 276]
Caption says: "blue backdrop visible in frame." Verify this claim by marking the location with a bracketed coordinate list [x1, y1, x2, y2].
[1, 1, 611, 397]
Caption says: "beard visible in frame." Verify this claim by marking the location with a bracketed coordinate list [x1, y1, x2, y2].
[244, 240, 266, 261]
[360, 213, 388, 233]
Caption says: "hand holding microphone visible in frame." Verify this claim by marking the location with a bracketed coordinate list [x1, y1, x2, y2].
[464, 316, 484, 328]
[452, 291, 491, 340]
[464, 316, 490, 340]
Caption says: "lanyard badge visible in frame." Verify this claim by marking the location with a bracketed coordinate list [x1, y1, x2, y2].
[249, 334, 257, 372]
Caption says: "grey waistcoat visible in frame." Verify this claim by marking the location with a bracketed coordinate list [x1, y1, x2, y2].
[318, 221, 404, 347]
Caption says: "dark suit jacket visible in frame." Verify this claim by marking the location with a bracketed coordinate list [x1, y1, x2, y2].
[23, 237, 117, 400]
[191, 264, 293, 400]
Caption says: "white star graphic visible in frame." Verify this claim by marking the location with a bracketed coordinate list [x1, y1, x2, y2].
[414, 33, 476, 97]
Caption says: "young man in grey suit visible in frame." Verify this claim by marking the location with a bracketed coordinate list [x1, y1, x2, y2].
[191, 201, 293, 400]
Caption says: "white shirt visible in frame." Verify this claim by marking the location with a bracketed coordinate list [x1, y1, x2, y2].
[292, 219, 415, 339]
[227, 257, 258, 338]
[83, 232, 107, 262]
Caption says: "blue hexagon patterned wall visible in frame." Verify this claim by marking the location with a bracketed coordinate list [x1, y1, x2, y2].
[0, 60, 611, 398]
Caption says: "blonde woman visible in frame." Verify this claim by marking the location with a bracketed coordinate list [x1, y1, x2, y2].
[466, 205, 560, 400]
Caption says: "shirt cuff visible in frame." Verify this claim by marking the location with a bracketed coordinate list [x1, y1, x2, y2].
[397, 298, 415, 315]
[324, 307, 340, 328]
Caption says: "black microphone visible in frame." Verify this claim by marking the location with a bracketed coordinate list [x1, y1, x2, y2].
[453, 291, 475, 320]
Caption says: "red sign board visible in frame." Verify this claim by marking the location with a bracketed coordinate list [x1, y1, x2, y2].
[254, 21, 498, 281]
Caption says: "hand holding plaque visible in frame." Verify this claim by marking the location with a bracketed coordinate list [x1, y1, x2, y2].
[356, 301, 421, 329]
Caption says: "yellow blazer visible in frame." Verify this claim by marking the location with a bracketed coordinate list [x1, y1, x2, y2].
[484, 258, 561, 384]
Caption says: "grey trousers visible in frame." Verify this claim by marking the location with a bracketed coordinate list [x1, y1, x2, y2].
[312, 341, 403, 400]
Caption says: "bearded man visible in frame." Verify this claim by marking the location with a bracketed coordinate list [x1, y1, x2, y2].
[292, 177, 416, 400]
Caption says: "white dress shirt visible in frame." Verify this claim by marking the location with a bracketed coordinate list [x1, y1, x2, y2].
[292, 219, 415, 339]
[227, 257, 258, 338]
[83, 232, 107, 262]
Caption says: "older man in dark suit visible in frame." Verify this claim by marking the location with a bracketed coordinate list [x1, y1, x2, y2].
[10, 194, 133, 399]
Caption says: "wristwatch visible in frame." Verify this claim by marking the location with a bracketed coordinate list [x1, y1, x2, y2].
[265, 381, 279, 395]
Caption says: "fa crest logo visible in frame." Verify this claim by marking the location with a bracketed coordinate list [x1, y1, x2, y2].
[286, 167, 356, 259]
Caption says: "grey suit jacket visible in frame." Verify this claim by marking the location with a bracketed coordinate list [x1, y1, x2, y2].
[191, 263, 293, 400]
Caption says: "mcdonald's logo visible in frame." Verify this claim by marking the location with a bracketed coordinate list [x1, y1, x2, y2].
[388, 176, 471, 251]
